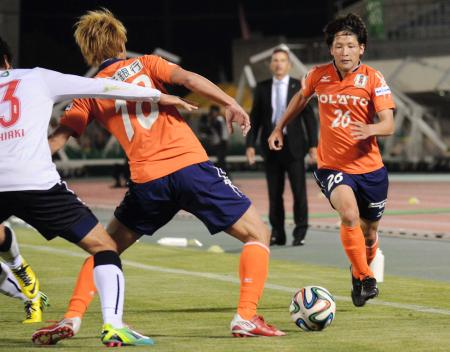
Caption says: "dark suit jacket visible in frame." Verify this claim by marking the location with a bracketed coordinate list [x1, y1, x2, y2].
[246, 77, 318, 159]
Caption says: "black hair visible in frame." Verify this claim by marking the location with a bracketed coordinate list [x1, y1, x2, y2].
[0, 36, 12, 67]
[323, 13, 368, 48]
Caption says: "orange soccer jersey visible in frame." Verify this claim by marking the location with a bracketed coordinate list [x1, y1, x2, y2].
[60, 55, 208, 183]
[303, 62, 395, 174]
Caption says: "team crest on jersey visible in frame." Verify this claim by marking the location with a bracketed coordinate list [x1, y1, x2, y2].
[354, 74, 368, 88]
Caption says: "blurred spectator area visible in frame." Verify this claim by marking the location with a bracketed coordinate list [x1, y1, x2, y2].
[51, 0, 450, 174]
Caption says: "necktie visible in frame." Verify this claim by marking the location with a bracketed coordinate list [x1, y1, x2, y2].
[273, 80, 285, 127]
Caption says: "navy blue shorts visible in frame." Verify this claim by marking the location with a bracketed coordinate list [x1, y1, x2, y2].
[313, 167, 388, 221]
[114, 161, 252, 235]
[0, 181, 98, 243]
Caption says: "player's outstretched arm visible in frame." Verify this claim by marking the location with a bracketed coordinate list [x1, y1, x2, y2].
[170, 67, 250, 136]
[350, 108, 394, 140]
[268, 90, 309, 151]
[38, 68, 163, 103]
[158, 93, 198, 111]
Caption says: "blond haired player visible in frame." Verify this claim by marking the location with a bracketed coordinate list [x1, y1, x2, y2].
[32, 8, 284, 346]
[269, 13, 395, 307]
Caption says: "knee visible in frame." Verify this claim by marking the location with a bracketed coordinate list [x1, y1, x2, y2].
[364, 228, 378, 247]
[89, 237, 118, 254]
[339, 207, 359, 227]
[78, 224, 119, 255]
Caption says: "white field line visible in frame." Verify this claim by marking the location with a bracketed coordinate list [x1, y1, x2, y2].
[22, 244, 450, 317]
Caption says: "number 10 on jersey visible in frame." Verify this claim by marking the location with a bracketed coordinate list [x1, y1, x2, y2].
[115, 74, 159, 141]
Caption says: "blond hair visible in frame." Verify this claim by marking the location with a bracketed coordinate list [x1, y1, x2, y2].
[74, 8, 127, 66]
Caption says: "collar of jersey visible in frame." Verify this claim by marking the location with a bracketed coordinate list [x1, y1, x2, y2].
[98, 58, 124, 72]
[332, 60, 362, 80]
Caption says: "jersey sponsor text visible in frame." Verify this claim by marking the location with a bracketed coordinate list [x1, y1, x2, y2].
[318, 93, 368, 106]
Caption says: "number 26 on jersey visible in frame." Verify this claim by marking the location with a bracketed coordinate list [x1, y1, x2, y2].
[331, 109, 351, 128]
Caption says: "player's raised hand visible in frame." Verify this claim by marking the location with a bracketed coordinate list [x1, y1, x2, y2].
[268, 128, 284, 151]
[224, 102, 251, 136]
[158, 94, 198, 111]
[350, 121, 373, 140]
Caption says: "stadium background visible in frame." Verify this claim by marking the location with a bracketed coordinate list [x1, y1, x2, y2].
[2, 0, 449, 283]
[0, 1, 449, 350]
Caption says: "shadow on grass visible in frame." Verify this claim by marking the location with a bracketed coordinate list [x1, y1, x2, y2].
[125, 307, 236, 314]
[125, 306, 288, 314]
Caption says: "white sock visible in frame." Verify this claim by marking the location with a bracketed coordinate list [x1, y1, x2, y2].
[0, 262, 27, 301]
[0, 226, 21, 265]
[94, 264, 124, 328]
[8, 256, 23, 269]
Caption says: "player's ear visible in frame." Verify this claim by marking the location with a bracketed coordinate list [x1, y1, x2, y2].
[359, 44, 365, 56]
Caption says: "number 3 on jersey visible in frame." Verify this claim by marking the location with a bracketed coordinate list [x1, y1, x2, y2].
[0, 80, 21, 128]
[115, 74, 159, 141]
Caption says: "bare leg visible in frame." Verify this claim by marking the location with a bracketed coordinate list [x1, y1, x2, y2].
[226, 205, 270, 245]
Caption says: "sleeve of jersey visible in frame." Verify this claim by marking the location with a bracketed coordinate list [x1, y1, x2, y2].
[37, 67, 161, 103]
[371, 71, 396, 112]
[301, 67, 319, 98]
[60, 99, 92, 137]
[141, 55, 180, 84]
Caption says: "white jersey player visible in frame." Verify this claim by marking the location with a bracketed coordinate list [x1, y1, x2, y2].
[0, 35, 195, 346]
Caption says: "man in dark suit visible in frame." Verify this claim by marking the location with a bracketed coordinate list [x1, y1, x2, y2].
[246, 48, 318, 246]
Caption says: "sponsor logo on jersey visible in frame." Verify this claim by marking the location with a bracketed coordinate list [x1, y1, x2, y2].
[317, 93, 369, 106]
[374, 86, 391, 96]
[320, 75, 331, 82]
[111, 60, 144, 82]
[0, 71, 10, 77]
[354, 74, 368, 88]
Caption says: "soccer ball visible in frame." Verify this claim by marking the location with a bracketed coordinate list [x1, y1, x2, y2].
[289, 286, 336, 331]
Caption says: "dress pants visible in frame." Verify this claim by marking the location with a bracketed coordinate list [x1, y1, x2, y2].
[264, 142, 308, 244]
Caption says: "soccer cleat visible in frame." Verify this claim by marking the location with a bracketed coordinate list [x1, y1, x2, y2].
[101, 324, 154, 347]
[230, 314, 285, 337]
[31, 317, 81, 345]
[23, 292, 50, 324]
[361, 276, 379, 301]
[350, 266, 366, 307]
[11, 256, 39, 300]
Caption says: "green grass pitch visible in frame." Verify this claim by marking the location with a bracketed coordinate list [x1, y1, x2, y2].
[1, 227, 449, 351]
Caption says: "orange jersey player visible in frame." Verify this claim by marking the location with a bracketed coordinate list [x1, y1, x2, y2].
[32, 8, 285, 346]
[303, 61, 394, 174]
[269, 13, 395, 307]
[61, 54, 208, 183]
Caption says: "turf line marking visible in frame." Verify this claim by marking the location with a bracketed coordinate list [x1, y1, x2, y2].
[22, 244, 450, 317]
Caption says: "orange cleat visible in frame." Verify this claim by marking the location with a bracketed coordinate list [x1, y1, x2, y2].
[230, 314, 285, 337]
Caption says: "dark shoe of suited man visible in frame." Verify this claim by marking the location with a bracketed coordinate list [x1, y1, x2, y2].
[269, 230, 286, 246]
